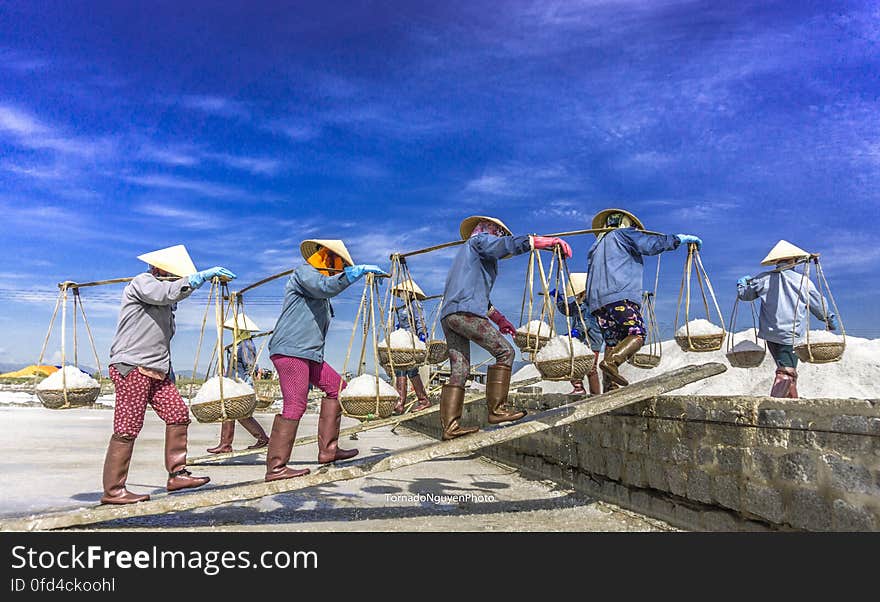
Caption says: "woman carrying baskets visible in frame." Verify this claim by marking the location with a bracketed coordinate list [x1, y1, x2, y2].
[390, 278, 432, 414]
[265, 239, 386, 481]
[549, 272, 604, 395]
[438, 215, 572, 440]
[585, 208, 701, 392]
[101, 245, 236, 505]
[736, 240, 839, 398]
[206, 314, 270, 454]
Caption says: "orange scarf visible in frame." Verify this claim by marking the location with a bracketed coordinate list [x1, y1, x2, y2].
[307, 249, 344, 276]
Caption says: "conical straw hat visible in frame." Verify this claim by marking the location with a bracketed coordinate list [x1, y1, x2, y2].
[137, 245, 198, 277]
[459, 215, 513, 240]
[391, 278, 427, 301]
[299, 239, 355, 267]
[565, 272, 588, 297]
[223, 313, 261, 332]
[591, 208, 645, 232]
[760, 240, 811, 266]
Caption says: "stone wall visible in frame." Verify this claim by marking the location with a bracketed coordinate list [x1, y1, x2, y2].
[408, 393, 880, 531]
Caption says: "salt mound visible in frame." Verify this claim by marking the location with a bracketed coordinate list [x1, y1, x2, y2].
[676, 319, 723, 336]
[36, 365, 99, 390]
[730, 340, 763, 352]
[797, 330, 844, 344]
[378, 328, 427, 350]
[535, 336, 591, 361]
[193, 376, 255, 403]
[341, 374, 398, 398]
[517, 320, 553, 337]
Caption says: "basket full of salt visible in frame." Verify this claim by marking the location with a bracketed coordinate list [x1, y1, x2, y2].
[629, 353, 661, 369]
[534, 336, 595, 381]
[675, 319, 725, 352]
[794, 330, 845, 364]
[377, 328, 428, 368]
[725, 338, 766, 368]
[254, 380, 279, 409]
[514, 320, 553, 353]
[426, 339, 448, 365]
[190, 377, 257, 423]
[339, 374, 397, 420]
[35, 365, 101, 409]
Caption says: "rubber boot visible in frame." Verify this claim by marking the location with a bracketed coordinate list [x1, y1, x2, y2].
[410, 374, 432, 412]
[206, 420, 235, 454]
[599, 335, 644, 387]
[569, 380, 586, 395]
[439, 384, 479, 440]
[788, 369, 799, 399]
[601, 348, 619, 393]
[164, 423, 211, 492]
[393, 376, 408, 415]
[239, 416, 269, 449]
[317, 397, 359, 464]
[770, 367, 798, 398]
[265, 415, 310, 481]
[100, 434, 150, 505]
[587, 354, 601, 395]
[486, 364, 526, 425]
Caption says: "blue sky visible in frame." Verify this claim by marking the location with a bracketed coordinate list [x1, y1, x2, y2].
[1, 0, 878, 372]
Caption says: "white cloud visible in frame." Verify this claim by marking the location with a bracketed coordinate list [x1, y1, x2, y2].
[181, 95, 249, 119]
[135, 204, 223, 229]
[464, 163, 582, 197]
[202, 152, 282, 176]
[122, 174, 243, 199]
[0, 104, 114, 158]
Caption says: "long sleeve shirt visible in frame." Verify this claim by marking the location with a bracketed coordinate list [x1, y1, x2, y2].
[395, 303, 427, 339]
[226, 338, 257, 381]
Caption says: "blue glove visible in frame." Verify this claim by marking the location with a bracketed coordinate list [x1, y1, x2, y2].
[569, 327, 582, 339]
[737, 275, 752, 288]
[548, 288, 566, 303]
[676, 234, 703, 250]
[827, 314, 840, 331]
[343, 264, 386, 284]
[188, 266, 237, 289]
[418, 332, 427, 342]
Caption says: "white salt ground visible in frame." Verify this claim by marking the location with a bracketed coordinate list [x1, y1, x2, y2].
[676, 319, 724, 337]
[341, 374, 398, 398]
[517, 320, 553, 337]
[535, 336, 591, 362]
[36, 366, 99, 390]
[193, 376, 254, 403]
[730, 340, 764, 352]
[378, 328, 427, 350]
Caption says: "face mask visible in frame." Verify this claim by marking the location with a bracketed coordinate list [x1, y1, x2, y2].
[308, 248, 345, 276]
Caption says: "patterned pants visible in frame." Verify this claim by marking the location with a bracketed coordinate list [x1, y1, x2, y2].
[593, 300, 647, 347]
[441, 312, 515, 387]
[271, 355, 346, 420]
[109, 365, 190, 438]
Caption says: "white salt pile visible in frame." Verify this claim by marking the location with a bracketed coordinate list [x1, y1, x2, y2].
[535, 336, 592, 362]
[378, 328, 427, 350]
[36, 366, 99, 390]
[797, 330, 844, 344]
[516, 320, 553, 337]
[730, 340, 764, 352]
[676, 319, 724, 337]
[340, 374, 398, 398]
[193, 376, 255, 403]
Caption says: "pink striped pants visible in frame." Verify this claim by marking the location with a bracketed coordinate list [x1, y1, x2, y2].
[270, 354, 346, 420]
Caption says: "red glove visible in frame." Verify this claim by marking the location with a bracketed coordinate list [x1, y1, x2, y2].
[488, 308, 516, 335]
[532, 236, 573, 258]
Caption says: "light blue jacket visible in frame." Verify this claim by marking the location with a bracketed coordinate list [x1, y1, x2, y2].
[226, 338, 257, 382]
[268, 264, 352, 362]
[556, 298, 605, 352]
[585, 228, 679, 313]
[440, 233, 532, 321]
[737, 267, 832, 345]
[396, 303, 426, 339]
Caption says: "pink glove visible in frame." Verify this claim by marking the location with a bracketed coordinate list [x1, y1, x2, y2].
[532, 236, 573, 258]
[488, 308, 516, 335]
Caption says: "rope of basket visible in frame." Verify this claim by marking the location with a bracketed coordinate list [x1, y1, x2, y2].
[33, 282, 104, 409]
[791, 256, 846, 363]
[725, 297, 766, 367]
[516, 248, 555, 356]
[630, 255, 663, 368]
[673, 244, 726, 352]
[379, 255, 428, 375]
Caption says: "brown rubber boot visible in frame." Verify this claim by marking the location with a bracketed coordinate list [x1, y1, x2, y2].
[569, 380, 586, 395]
[410, 374, 432, 412]
[770, 367, 797, 398]
[599, 335, 644, 387]
[206, 420, 235, 454]
[164, 423, 211, 492]
[239, 416, 269, 449]
[486, 364, 526, 425]
[587, 362, 601, 395]
[317, 397, 359, 464]
[439, 384, 479, 440]
[393, 376, 408, 415]
[788, 369, 799, 399]
[100, 434, 150, 505]
[265, 415, 311, 481]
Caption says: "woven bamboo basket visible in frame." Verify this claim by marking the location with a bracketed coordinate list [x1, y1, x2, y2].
[514, 331, 550, 353]
[339, 395, 396, 421]
[36, 387, 100, 410]
[426, 339, 448, 365]
[725, 347, 766, 368]
[190, 394, 257, 423]
[377, 347, 427, 369]
[535, 355, 594, 381]
[629, 353, 661, 369]
[794, 342, 845, 364]
[675, 332, 725, 352]
[254, 381, 279, 409]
